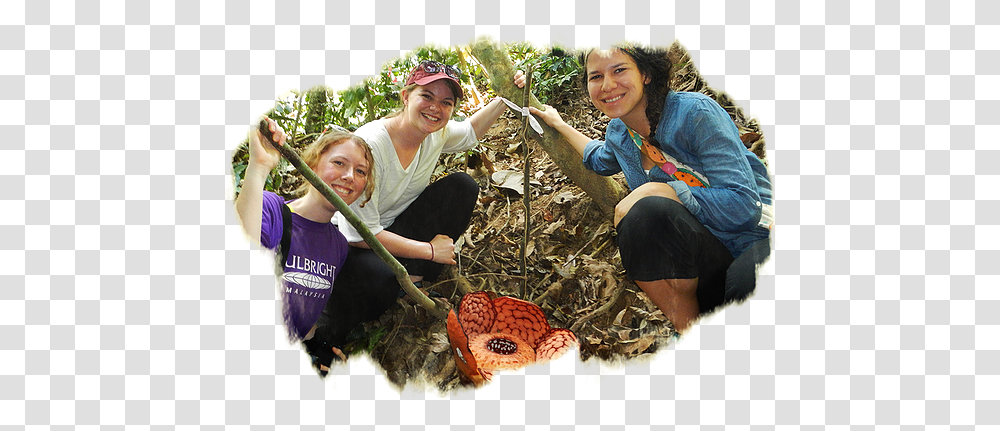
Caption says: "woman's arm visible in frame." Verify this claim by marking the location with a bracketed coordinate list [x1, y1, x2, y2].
[350, 230, 457, 264]
[467, 71, 529, 140]
[528, 104, 593, 156]
[673, 102, 763, 233]
[467, 97, 509, 140]
[234, 118, 285, 246]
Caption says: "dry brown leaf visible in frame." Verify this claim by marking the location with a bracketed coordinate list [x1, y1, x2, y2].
[429, 332, 451, 353]
[740, 132, 761, 145]
[621, 334, 657, 355]
[613, 308, 629, 326]
[646, 309, 667, 322]
[552, 190, 577, 204]
[543, 218, 566, 235]
[613, 326, 633, 341]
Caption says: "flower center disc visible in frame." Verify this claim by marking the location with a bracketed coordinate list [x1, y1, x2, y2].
[486, 337, 519, 355]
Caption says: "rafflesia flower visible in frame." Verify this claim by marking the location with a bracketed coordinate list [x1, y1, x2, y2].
[447, 291, 578, 386]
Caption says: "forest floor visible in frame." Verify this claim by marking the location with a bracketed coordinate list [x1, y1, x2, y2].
[340, 83, 679, 393]
[267, 43, 769, 392]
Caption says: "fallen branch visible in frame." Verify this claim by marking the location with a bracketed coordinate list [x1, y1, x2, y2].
[563, 221, 611, 267]
[454, 276, 475, 296]
[569, 280, 627, 333]
[532, 280, 563, 305]
[257, 119, 448, 320]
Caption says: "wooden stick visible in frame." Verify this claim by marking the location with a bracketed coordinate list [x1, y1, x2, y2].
[519, 64, 533, 299]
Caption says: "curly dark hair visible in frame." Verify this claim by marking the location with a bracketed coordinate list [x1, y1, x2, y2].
[578, 44, 673, 146]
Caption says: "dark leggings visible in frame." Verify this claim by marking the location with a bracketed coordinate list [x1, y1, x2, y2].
[306, 173, 480, 357]
[615, 196, 734, 314]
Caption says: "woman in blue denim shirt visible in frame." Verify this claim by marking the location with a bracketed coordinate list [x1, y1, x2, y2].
[529, 45, 772, 334]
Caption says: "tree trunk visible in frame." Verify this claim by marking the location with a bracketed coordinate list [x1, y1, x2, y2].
[303, 87, 328, 136]
[469, 38, 627, 217]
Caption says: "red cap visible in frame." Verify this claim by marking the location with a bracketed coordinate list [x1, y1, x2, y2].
[404, 61, 464, 99]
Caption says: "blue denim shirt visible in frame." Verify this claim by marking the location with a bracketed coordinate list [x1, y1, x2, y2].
[583, 91, 772, 257]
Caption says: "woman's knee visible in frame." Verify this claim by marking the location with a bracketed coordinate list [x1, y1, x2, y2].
[444, 172, 480, 203]
[419, 172, 479, 214]
[618, 196, 681, 231]
[615, 196, 692, 267]
[613, 200, 632, 227]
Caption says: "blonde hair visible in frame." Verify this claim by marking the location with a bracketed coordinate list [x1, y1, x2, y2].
[295, 130, 375, 207]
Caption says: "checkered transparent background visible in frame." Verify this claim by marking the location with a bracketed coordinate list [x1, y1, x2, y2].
[2, 0, 999, 427]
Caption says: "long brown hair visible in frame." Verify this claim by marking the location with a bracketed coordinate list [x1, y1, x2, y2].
[295, 130, 376, 207]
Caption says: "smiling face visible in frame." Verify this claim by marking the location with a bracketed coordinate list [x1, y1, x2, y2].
[310, 139, 371, 208]
[400, 80, 457, 134]
[585, 49, 652, 125]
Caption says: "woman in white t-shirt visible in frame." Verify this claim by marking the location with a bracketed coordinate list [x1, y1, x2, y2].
[306, 61, 525, 369]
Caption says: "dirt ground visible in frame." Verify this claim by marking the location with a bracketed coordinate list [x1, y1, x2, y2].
[337, 84, 678, 393]
[262, 43, 768, 392]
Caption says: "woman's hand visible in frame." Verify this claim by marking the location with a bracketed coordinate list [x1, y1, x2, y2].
[514, 70, 527, 88]
[248, 117, 287, 172]
[528, 104, 593, 157]
[527, 104, 566, 128]
[236, 117, 288, 248]
[428, 234, 457, 264]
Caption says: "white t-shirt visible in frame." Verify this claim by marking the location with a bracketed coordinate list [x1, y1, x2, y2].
[335, 118, 479, 243]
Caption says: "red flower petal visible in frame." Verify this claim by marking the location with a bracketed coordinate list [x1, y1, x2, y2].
[447, 309, 484, 386]
[457, 291, 495, 338]
[534, 328, 579, 364]
[492, 296, 551, 350]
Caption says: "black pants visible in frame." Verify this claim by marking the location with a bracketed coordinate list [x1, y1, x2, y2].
[306, 173, 480, 356]
[615, 196, 734, 314]
[724, 236, 770, 303]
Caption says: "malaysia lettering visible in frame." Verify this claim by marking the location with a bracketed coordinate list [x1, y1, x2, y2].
[289, 288, 326, 299]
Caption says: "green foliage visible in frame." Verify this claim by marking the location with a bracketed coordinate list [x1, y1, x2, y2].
[303, 88, 329, 135]
[310, 45, 472, 130]
[505, 41, 535, 65]
[507, 44, 581, 104]
[528, 50, 581, 103]
[232, 43, 582, 198]
[329, 84, 374, 130]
